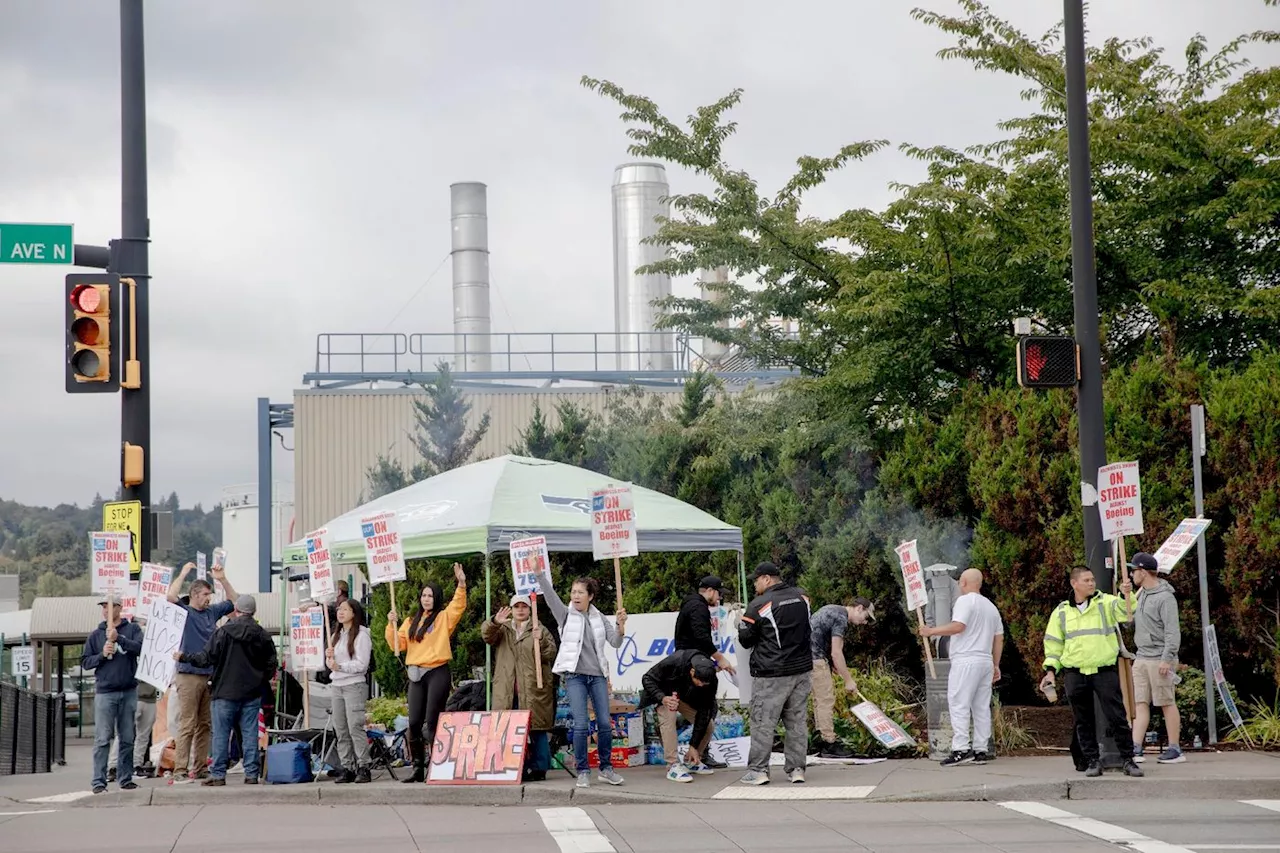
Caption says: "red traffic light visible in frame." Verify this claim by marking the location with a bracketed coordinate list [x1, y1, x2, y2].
[70, 284, 103, 313]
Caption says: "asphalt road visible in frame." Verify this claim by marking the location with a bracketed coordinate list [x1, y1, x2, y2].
[2, 799, 1278, 852]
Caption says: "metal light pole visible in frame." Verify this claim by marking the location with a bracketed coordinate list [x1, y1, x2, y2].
[1064, 0, 1121, 768]
[1190, 405, 1218, 744]
[114, 0, 152, 566]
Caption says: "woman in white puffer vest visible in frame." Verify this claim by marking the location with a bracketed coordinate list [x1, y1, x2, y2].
[536, 569, 628, 789]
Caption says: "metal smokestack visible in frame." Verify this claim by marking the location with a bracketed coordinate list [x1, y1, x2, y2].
[698, 266, 731, 364]
[612, 163, 673, 372]
[450, 182, 491, 374]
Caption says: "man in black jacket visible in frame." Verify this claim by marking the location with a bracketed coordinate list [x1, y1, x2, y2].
[174, 595, 278, 786]
[738, 562, 812, 786]
[82, 598, 145, 793]
[674, 575, 737, 678]
[640, 650, 719, 783]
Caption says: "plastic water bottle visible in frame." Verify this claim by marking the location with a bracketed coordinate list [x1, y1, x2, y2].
[1193, 735, 1203, 750]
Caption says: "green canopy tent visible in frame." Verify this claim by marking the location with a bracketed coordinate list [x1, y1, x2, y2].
[283, 455, 746, 702]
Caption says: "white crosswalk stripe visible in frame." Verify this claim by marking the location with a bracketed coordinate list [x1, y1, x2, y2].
[537, 807, 615, 853]
[1241, 800, 1280, 815]
[1000, 801, 1196, 853]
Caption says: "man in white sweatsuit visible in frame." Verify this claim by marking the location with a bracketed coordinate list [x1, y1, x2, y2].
[920, 568, 1004, 766]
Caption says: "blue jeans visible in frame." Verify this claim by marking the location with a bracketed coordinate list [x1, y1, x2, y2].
[211, 698, 261, 781]
[526, 730, 550, 773]
[93, 689, 137, 789]
[565, 673, 612, 772]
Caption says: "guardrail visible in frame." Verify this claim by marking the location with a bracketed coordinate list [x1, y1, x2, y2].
[0, 681, 66, 775]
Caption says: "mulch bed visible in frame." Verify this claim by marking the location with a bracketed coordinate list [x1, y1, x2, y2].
[998, 705, 1253, 757]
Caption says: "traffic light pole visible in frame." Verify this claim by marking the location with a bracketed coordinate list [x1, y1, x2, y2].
[1065, 0, 1121, 769]
[113, 0, 152, 566]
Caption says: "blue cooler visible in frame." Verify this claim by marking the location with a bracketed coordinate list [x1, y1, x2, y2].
[264, 741, 313, 784]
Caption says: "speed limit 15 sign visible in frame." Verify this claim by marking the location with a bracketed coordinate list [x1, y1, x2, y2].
[10, 646, 35, 677]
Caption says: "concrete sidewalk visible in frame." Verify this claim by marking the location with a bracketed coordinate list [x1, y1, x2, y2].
[4, 741, 1279, 808]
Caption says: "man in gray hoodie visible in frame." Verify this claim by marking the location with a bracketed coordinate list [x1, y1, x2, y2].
[1129, 552, 1185, 764]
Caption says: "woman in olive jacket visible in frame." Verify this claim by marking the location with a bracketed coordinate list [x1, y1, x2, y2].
[481, 593, 558, 781]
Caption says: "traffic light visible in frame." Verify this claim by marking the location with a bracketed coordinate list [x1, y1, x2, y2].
[1017, 335, 1079, 389]
[65, 273, 121, 393]
[122, 442, 144, 487]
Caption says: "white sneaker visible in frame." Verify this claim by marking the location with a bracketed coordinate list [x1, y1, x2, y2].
[788, 769, 806, 784]
[739, 770, 769, 786]
[576, 772, 590, 788]
[666, 764, 693, 783]
[598, 768, 624, 786]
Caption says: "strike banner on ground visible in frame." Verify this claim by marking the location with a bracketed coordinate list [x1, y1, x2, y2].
[1153, 518, 1212, 574]
[138, 563, 172, 615]
[852, 700, 915, 749]
[429, 710, 530, 785]
[90, 531, 132, 596]
[508, 536, 548, 598]
[1098, 461, 1144, 541]
[289, 607, 325, 671]
[591, 484, 638, 560]
[1205, 624, 1244, 728]
[361, 510, 406, 585]
[137, 598, 188, 691]
[895, 540, 928, 612]
[196, 551, 207, 581]
[305, 528, 335, 599]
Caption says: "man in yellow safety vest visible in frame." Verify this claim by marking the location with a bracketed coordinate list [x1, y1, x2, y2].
[1039, 565, 1143, 778]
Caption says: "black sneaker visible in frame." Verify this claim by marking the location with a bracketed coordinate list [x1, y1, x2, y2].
[1122, 758, 1144, 778]
[355, 767, 372, 784]
[702, 755, 729, 769]
[940, 750, 974, 767]
[107, 767, 117, 783]
[119, 781, 138, 790]
[334, 770, 356, 784]
[92, 785, 106, 794]
[819, 741, 855, 759]
[1085, 760, 1103, 777]
[971, 752, 992, 765]
[244, 777, 259, 785]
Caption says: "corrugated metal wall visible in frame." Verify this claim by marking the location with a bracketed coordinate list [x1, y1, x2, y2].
[294, 387, 688, 533]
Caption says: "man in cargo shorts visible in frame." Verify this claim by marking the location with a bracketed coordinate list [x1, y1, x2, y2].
[1129, 552, 1185, 764]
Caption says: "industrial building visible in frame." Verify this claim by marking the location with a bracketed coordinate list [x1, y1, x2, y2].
[238, 165, 793, 591]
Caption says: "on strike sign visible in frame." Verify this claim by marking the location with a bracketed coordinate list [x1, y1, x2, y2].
[895, 540, 928, 612]
[361, 510, 406, 585]
[1153, 518, 1212, 573]
[1098, 461, 1144, 540]
[289, 608, 325, 671]
[305, 528, 335, 599]
[509, 536, 549, 598]
[90, 531, 131, 595]
[138, 562, 172, 614]
[852, 700, 915, 749]
[591, 485, 638, 561]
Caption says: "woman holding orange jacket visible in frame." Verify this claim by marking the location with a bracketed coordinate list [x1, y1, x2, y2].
[386, 562, 467, 783]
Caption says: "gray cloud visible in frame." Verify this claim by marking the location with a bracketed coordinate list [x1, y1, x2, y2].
[0, 0, 1274, 511]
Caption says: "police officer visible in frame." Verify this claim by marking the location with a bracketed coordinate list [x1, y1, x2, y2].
[1039, 565, 1143, 778]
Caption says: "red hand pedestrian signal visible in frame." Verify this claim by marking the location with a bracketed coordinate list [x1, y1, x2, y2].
[1017, 336, 1079, 389]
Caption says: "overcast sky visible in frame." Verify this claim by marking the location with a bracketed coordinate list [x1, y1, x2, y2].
[0, 0, 1273, 513]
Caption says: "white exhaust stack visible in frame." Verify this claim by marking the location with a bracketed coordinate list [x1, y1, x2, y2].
[698, 266, 731, 364]
[450, 182, 491, 374]
[612, 163, 673, 371]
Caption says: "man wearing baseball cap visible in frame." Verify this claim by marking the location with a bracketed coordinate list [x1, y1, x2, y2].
[1128, 552, 1185, 764]
[675, 575, 737, 678]
[809, 597, 875, 759]
[82, 598, 145, 793]
[738, 562, 813, 785]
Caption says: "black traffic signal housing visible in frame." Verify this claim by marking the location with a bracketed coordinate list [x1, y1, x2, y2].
[65, 273, 122, 393]
[1017, 335, 1080, 389]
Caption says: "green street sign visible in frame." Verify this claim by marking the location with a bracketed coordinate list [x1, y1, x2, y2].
[0, 222, 74, 265]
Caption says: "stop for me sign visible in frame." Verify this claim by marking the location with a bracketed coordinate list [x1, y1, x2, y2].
[1098, 461, 1144, 541]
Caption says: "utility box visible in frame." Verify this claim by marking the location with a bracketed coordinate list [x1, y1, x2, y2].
[925, 658, 954, 760]
[923, 563, 961, 759]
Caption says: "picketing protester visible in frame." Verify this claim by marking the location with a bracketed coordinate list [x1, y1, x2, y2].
[385, 562, 468, 784]
[639, 649, 720, 783]
[173, 594, 277, 786]
[808, 596, 875, 759]
[1128, 552, 1185, 764]
[536, 568, 628, 789]
[482, 594, 559, 782]
[166, 560, 239, 779]
[107, 614, 160, 781]
[674, 575, 737, 677]
[920, 569, 1004, 766]
[325, 598, 374, 784]
[82, 597, 145, 793]
[738, 562, 813, 786]
[1040, 566, 1143, 778]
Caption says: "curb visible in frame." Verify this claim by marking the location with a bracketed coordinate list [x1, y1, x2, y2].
[873, 778, 1280, 803]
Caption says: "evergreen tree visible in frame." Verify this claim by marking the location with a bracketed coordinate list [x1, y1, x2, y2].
[407, 361, 491, 479]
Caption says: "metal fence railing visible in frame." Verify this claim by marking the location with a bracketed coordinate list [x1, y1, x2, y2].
[0, 681, 66, 775]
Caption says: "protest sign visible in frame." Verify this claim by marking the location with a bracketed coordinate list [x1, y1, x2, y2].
[305, 528, 335, 599]
[1205, 624, 1245, 729]
[1153, 518, 1212, 574]
[895, 540, 927, 611]
[591, 485, 638, 561]
[211, 548, 227, 603]
[90, 531, 131, 597]
[508, 536, 548, 598]
[361, 510, 406, 585]
[137, 598, 188, 692]
[289, 607, 325, 671]
[428, 710, 530, 785]
[852, 700, 915, 749]
[119, 590, 138, 621]
[1098, 461, 1144, 540]
[196, 551, 207, 582]
[138, 563, 172, 615]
